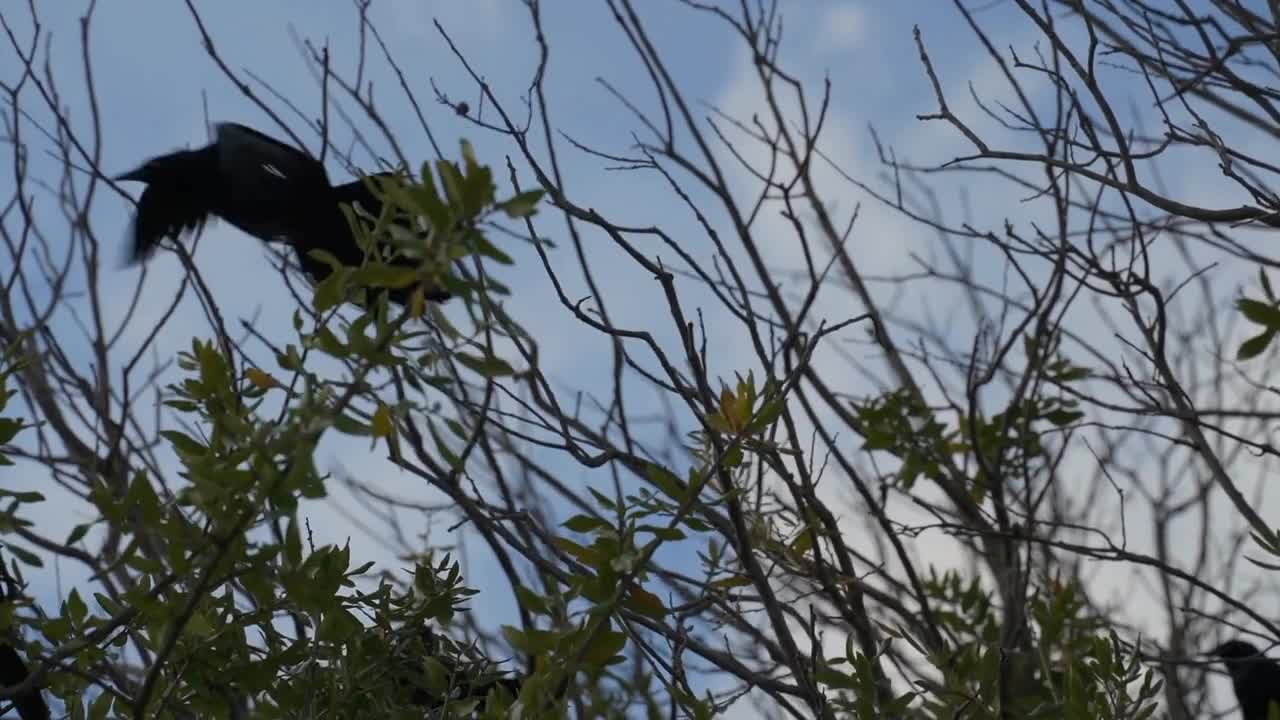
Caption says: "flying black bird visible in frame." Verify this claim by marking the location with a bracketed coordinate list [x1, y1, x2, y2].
[1212, 639, 1280, 720]
[116, 122, 450, 305]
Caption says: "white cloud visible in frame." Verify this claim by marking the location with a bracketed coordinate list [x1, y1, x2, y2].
[815, 3, 866, 53]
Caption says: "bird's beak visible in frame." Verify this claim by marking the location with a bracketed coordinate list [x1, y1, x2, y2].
[114, 166, 147, 182]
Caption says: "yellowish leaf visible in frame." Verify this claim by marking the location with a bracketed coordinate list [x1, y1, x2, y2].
[410, 285, 426, 320]
[371, 403, 396, 439]
[245, 368, 277, 390]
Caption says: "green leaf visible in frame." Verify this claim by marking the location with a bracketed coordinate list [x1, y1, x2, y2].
[502, 625, 560, 655]
[579, 625, 627, 666]
[412, 163, 452, 232]
[0, 489, 43, 503]
[315, 326, 348, 358]
[639, 525, 686, 542]
[496, 190, 544, 219]
[790, 531, 813, 556]
[514, 585, 551, 615]
[459, 140, 495, 215]
[709, 574, 752, 591]
[312, 268, 350, 313]
[1238, 298, 1280, 327]
[277, 343, 304, 371]
[749, 398, 786, 432]
[1044, 409, 1084, 426]
[65, 523, 90, 545]
[371, 403, 396, 439]
[552, 537, 603, 567]
[1058, 365, 1090, 382]
[0, 418, 21, 444]
[563, 515, 609, 534]
[1238, 329, 1277, 360]
[160, 430, 206, 457]
[353, 263, 420, 289]
[332, 412, 371, 437]
[65, 588, 87, 624]
[126, 472, 161, 524]
[471, 234, 514, 265]
[703, 413, 733, 434]
[456, 352, 516, 378]
[815, 665, 859, 691]
[306, 248, 345, 271]
[245, 367, 277, 390]
[645, 463, 686, 502]
[586, 487, 617, 511]
[3, 543, 41, 567]
[88, 687, 113, 720]
[436, 159, 466, 214]
[316, 608, 361, 643]
[623, 585, 666, 620]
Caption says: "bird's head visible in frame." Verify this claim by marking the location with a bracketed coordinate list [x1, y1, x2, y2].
[1211, 640, 1265, 662]
[1209, 639, 1278, 683]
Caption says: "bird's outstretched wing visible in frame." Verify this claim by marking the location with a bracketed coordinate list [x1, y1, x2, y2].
[211, 123, 331, 242]
[116, 123, 328, 261]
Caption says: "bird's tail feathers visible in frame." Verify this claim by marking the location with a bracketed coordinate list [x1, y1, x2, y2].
[124, 184, 210, 264]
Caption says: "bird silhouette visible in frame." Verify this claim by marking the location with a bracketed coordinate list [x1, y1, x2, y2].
[1212, 639, 1280, 720]
[0, 643, 48, 720]
[116, 122, 450, 305]
[0, 564, 48, 720]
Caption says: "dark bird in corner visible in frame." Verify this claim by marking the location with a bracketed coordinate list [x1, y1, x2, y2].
[116, 122, 450, 305]
[0, 563, 49, 720]
[0, 643, 48, 720]
[1212, 639, 1280, 720]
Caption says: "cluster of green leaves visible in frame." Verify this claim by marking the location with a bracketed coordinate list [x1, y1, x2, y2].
[0, 337, 23, 466]
[504, 486, 701, 718]
[814, 571, 996, 717]
[833, 334, 1166, 718]
[815, 571, 1160, 719]
[0, 334, 40, 562]
[1237, 269, 1280, 360]
[921, 568, 1162, 712]
[1027, 580, 1161, 719]
[816, 637, 917, 719]
[501, 371, 806, 718]
[261, 554, 518, 720]
[850, 388, 953, 490]
[691, 371, 787, 473]
[0, 334, 45, 652]
[850, 339, 1086, 496]
[0, 337, 69, 719]
[28, 331, 520, 718]
[310, 139, 542, 317]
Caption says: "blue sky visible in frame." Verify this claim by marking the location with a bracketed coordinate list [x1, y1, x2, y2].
[3, 0, 1272, 715]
